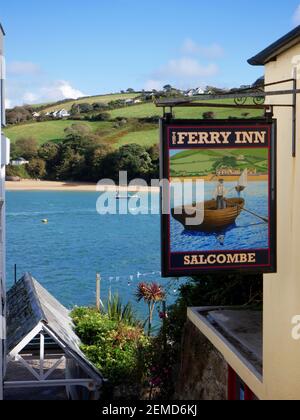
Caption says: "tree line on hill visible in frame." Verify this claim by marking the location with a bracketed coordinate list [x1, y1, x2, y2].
[6, 106, 36, 125]
[7, 124, 159, 183]
[5, 84, 237, 126]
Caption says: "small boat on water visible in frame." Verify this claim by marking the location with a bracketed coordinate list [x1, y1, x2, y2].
[116, 192, 130, 200]
[116, 196, 130, 200]
[172, 198, 245, 232]
[116, 193, 138, 200]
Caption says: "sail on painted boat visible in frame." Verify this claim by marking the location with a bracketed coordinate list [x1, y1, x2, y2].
[236, 169, 248, 193]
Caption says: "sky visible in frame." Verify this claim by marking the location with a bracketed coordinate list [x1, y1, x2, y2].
[2, 0, 300, 107]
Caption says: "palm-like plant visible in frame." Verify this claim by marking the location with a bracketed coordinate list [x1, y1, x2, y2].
[106, 293, 139, 327]
[136, 282, 165, 336]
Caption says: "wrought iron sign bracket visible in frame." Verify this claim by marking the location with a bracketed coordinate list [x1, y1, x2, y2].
[156, 73, 299, 157]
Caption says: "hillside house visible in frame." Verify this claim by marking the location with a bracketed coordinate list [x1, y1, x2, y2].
[11, 158, 29, 166]
[186, 88, 205, 97]
[186, 90, 194, 97]
[52, 109, 70, 119]
[195, 87, 205, 95]
[125, 99, 134, 105]
[237, 155, 246, 161]
[216, 167, 241, 176]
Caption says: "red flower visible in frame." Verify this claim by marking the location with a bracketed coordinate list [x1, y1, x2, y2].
[136, 282, 165, 303]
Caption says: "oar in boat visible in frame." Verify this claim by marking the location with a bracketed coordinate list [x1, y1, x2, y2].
[240, 207, 269, 224]
[224, 199, 268, 224]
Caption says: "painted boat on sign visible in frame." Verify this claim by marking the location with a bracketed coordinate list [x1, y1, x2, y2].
[172, 198, 245, 232]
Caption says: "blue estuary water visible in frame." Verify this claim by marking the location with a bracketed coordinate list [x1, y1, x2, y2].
[6, 191, 183, 319]
[6, 184, 268, 319]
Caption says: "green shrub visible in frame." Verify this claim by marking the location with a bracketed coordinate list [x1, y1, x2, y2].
[26, 158, 47, 179]
[71, 307, 151, 386]
[6, 164, 30, 179]
[92, 112, 111, 121]
[105, 294, 140, 327]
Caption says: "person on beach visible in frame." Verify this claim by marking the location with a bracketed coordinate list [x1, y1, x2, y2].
[214, 179, 227, 210]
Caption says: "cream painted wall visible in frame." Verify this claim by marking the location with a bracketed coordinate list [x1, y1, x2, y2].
[263, 44, 300, 400]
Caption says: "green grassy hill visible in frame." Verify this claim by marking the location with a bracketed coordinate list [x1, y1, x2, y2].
[4, 120, 113, 144]
[110, 99, 263, 120]
[4, 97, 264, 150]
[170, 148, 268, 177]
[41, 93, 140, 113]
[117, 129, 159, 147]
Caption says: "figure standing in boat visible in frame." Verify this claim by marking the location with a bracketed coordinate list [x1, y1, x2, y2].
[172, 171, 248, 232]
[214, 179, 227, 210]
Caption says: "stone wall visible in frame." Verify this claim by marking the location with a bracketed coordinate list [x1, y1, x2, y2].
[175, 320, 228, 400]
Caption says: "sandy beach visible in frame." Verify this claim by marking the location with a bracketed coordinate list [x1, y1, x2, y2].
[6, 179, 160, 193]
[171, 175, 268, 182]
[6, 175, 268, 192]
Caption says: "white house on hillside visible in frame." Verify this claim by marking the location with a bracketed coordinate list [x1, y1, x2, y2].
[195, 87, 205, 95]
[11, 157, 29, 166]
[186, 88, 205, 97]
[125, 99, 134, 105]
[52, 109, 70, 119]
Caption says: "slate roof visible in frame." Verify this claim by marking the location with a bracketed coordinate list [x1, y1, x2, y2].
[7, 273, 103, 382]
[248, 25, 300, 66]
[7, 275, 45, 352]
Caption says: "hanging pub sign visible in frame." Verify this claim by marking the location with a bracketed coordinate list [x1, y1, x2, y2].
[160, 119, 277, 277]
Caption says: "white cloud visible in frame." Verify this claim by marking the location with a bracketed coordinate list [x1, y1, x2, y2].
[7, 61, 41, 76]
[144, 79, 164, 91]
[146, 47, 221, 92]
[293, 5, 300, 26]
[6, 58, 86, 107]
[39, 80, 86, 102]
[155, 58, 219, 79]
[182, 39, 224, 59]
[7, 79, 86, 107]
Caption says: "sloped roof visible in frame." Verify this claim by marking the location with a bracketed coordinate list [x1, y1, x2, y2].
[248, 25, 300, 66]
[7, 275, 45, 352]
[7, 274, 103, 381]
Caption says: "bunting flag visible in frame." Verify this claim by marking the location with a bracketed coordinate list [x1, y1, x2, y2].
[95, 270, 182, 296]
